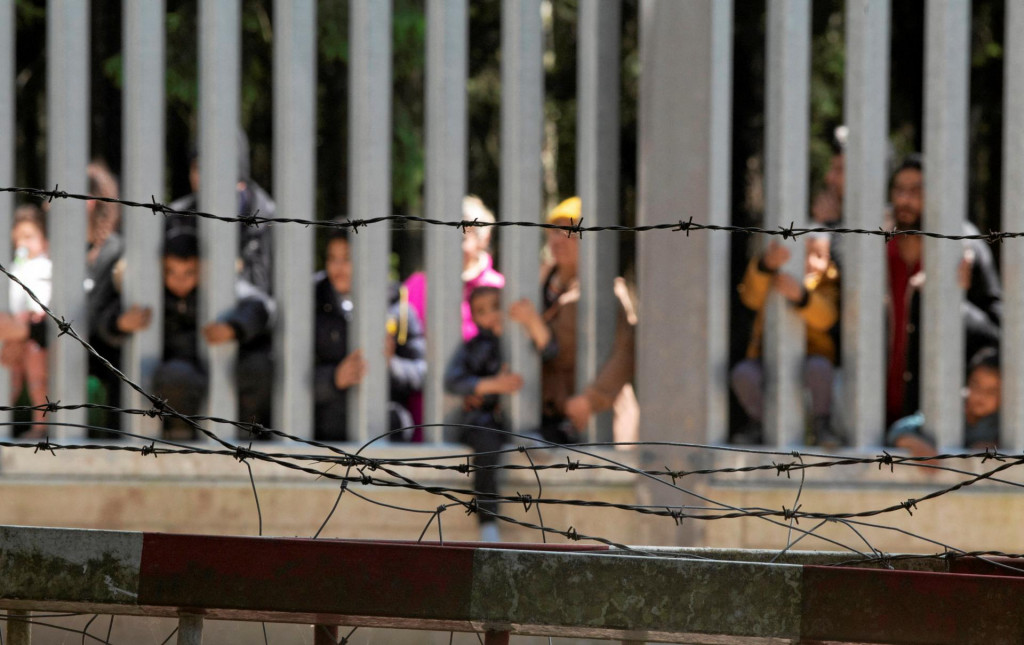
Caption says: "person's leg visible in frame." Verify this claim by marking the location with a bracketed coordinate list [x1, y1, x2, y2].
[152, 359, 207, 441]
[236, 350, 273, 440]
[23, 342, 48, 432]
[461, 418, 506, 539]
[730, 359, 764, 422]
[804, 355, 839, 445]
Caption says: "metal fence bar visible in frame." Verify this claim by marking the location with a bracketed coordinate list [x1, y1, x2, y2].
[272, 0, 316, 440]
[636, 0, 731, 503]
[198, 0, 241, 428]
[1003, 0, 1024, 453]
[842, 0, 889, 449]
[0, 0, 12, 434]
[922, 0, 968, 450]
[122, 0, 166, 439]
[348, 0, 393, 442]
[763, 0, 810, 448]
[46, 0, 90, 437]
[423, 0, 467, 439]
[576, 0, 621, 444]
[500, 0, 543, 435]
[6, 610, 30, 645]
[176, 613, 203, 645]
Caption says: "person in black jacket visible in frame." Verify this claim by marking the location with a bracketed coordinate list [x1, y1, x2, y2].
[314, 229, 426, 442]
[109, 230, 274, 440]
[444, 286, 523, 541]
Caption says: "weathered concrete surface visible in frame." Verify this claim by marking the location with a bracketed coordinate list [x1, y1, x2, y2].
[0, 526, 141, 604]
[471, 550, 802, 640]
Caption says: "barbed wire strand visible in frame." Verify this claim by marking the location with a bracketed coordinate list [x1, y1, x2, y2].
[2, 184, 1019, 244]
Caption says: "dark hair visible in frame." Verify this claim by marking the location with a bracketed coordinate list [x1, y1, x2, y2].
[326, 225, 349, 246]
[890, 154, 923, 185]
[13, 204, 46, 238]
[968, 346, 1000, 377]
[468, 285, 501, 308]
[162, 229, 199, 260]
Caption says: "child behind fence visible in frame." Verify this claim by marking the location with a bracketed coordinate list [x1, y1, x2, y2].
[444, 286, 523, 542]
[2, 205, 52, 437]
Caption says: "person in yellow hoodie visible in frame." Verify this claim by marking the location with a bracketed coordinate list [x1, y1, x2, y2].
[730, 233, 840, 445]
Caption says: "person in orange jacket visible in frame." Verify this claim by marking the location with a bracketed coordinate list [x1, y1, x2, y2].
[730, 233, 840, 446]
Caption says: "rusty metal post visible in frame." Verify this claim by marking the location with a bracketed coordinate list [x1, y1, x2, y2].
[6, 610, 31, 645]
[313, 623, 338, 645]
[483, 630, 510, 645]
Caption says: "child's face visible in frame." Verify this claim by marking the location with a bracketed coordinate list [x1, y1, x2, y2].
[966, 366, 1000, 422]
[470, 291, 502, 336]
[164, 256, 199, 299]
[325, 238, 352, 295]
[12, 221, 46, 259]
[805, 237, 831, 275]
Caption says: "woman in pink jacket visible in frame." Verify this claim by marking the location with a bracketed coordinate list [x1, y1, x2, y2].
[403, 195, 505, 341]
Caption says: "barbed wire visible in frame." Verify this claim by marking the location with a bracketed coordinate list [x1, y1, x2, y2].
[3, 182, 1024, 641]
[0, 184, 1015, 243]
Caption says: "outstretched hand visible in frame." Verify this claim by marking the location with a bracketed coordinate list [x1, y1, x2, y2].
[203, 322, 236, 345]
[117, 305, 152, 333]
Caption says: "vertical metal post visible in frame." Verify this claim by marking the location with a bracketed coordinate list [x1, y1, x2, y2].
[47, 0, 90, 437]
[483, 631, 510, 645]
[273, 0, 316, 439]
[0, 0, 13, 434]
[348, 0, 392, 442]
[423, 0, 468, 439]
[176, 613, 204, 645]
[763, 0, 810, 447]
[922, 0, 968, 450]
[576, 0, 621, 443]
[842, 0, 889, 448]
[314, 624, 338, 645]
[637, 0, 732, 543]
[1003, 0, 1024, 452]
[6, 610, 30, 645]
[198, 0, 241, 429]
[123, 0, 166, 438]
[500, 0, 543, 435]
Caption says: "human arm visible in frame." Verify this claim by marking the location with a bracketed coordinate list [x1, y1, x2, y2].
[781, 270, 839, 333]
[205, 283, 273, 346]
[576, 278, 637, 426]
[508, 298, 555, 356]
[738, 243, 790, 311]
[313, 349, 367, 405]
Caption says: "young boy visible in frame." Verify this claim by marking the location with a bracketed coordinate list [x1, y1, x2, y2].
[444, 286, 523, 541]
[887, 347, 1000, 456]
[3, 205, 51, 436]
[108, 230, 275, 440]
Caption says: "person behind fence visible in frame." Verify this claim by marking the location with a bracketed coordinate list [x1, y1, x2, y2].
[887, 347, 1000, 458]
[885, 155, 1002, 427]
[107, 229, 275, 440]
[0, 205, 51, 437]
[85, 161, 129, 436]
[314, 228, 426, 442]
[168, 128, 275, 295]
[730, 233, 841, 446]
[402, 195, 505, 429]
[508, 196, 638, 444]
[444, 286, 523, 542]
